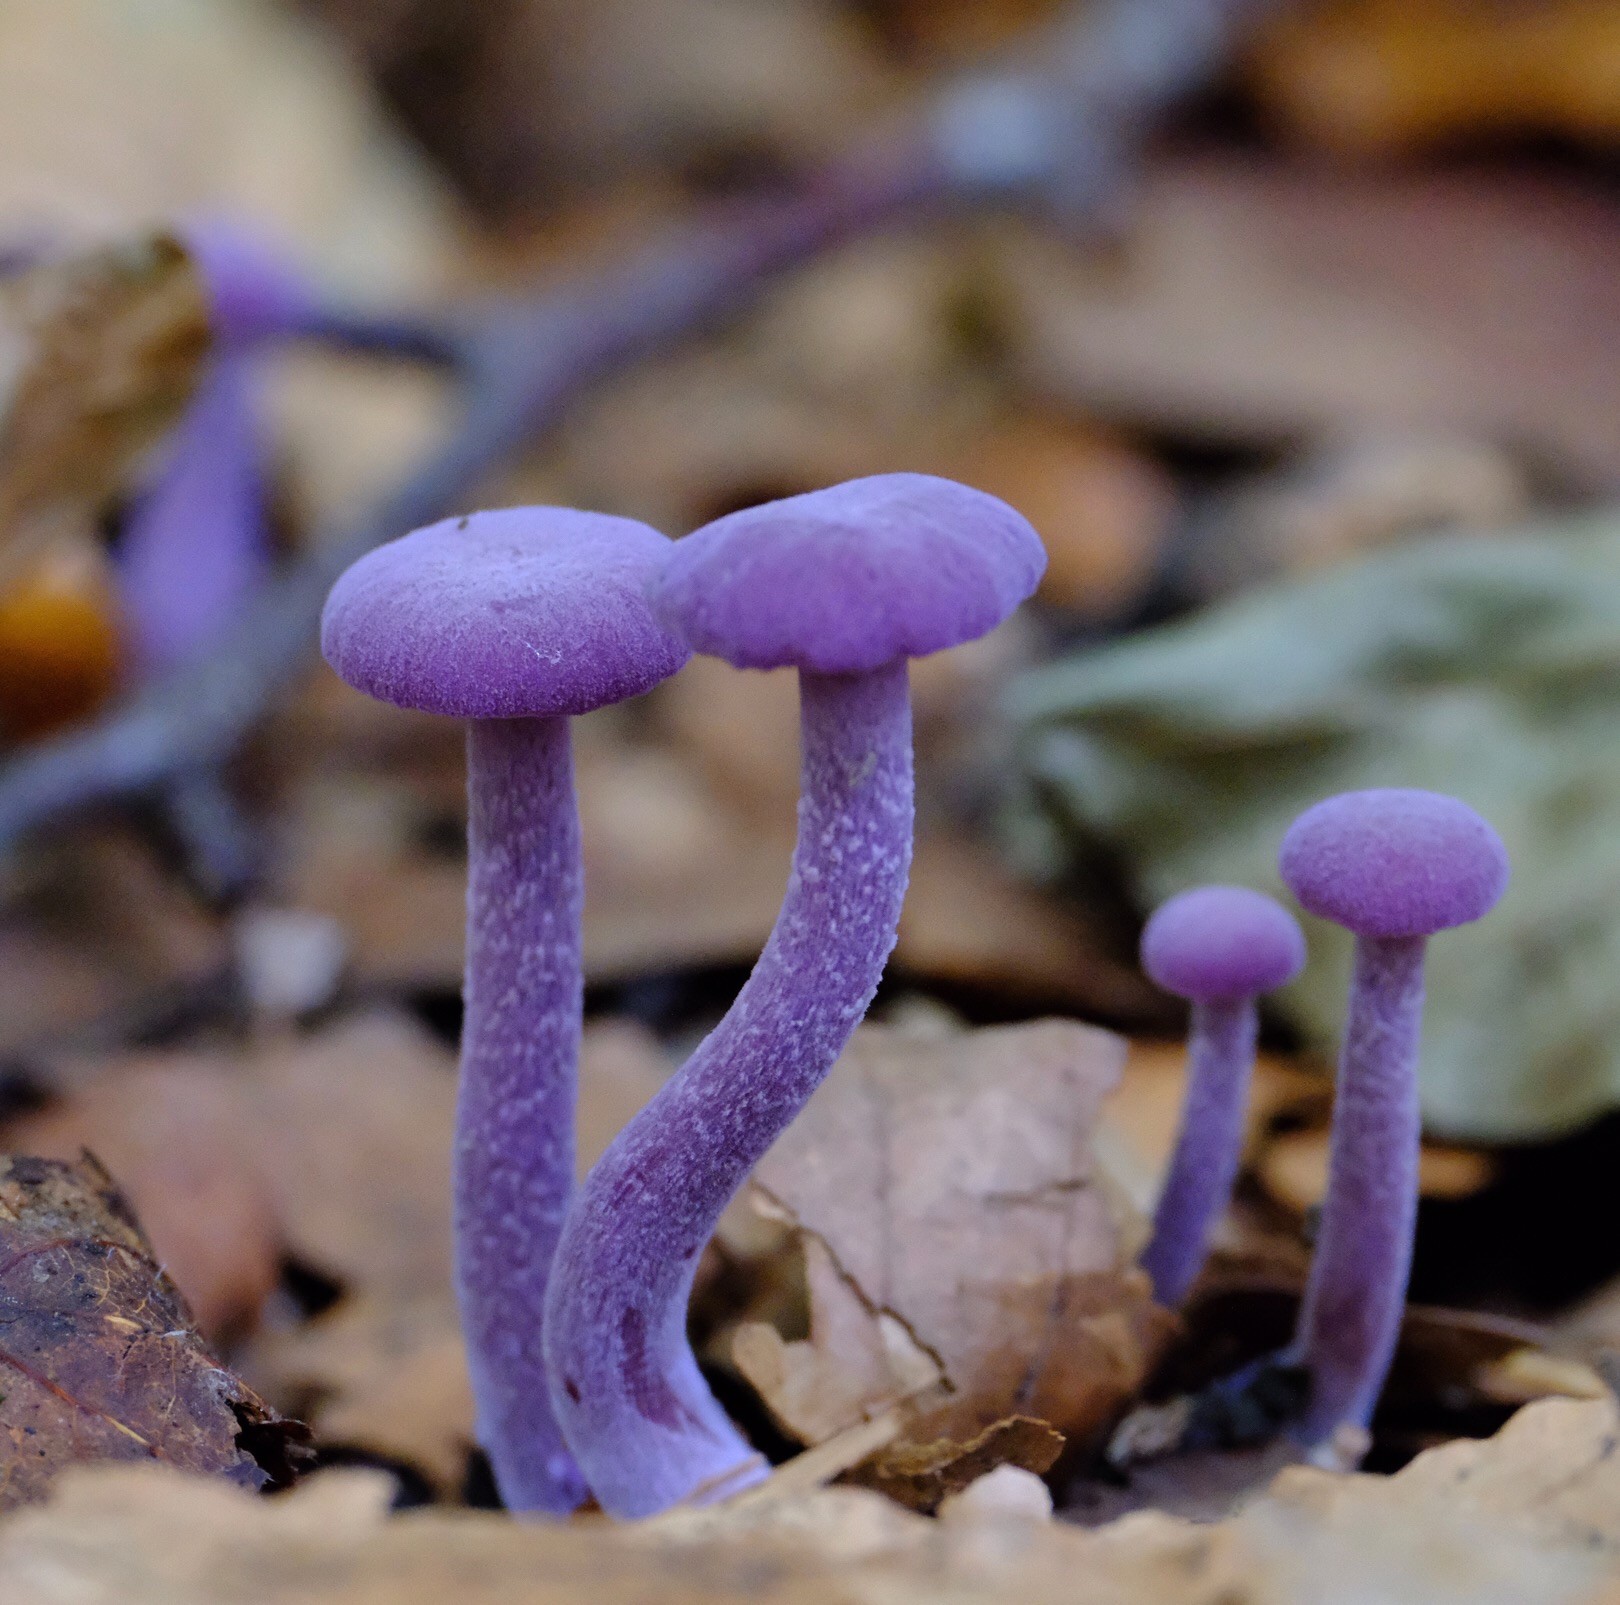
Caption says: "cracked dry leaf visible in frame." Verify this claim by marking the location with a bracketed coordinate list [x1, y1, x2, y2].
[0, 1153, 300, 1510]
[735, 1021, 1168, 1504]
[5, 1399, 1620, 1604]
[0, 234, 208, 586]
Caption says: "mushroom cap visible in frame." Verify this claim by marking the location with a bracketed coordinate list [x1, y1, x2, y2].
[1278, 788, 1509, 939]
[321, 507, 692, 719]
[1140, 885, 1306, 1002]
[649, 473, 1046, 674]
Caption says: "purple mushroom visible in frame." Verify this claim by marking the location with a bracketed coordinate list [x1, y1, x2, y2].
[119, 222, 314, 677]
[320, 507, 691, 1514]
[1278, 788, 1508, 1455]
[543, 473, 1045, 1519]
[1138, 885, 1305, 1307]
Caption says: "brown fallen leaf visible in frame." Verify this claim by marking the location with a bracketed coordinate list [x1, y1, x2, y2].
[5, 1059, 281, 1342]
[735, 1021, 1170, 1501]
[947, 416, 1177, 620]
[0, 826, 230, 1060]
[1003, 156, 1620, 485]
[300, 0, 889, 217]
[1189, 434, 1528, 598]
[850, 1417, 1065, 1513]
[0, 0, 457, 290]
[4, 1398, 1620, 1603]
[0, 234, 207, 585]
[0, 1153, 302, 1510]
[1248, 0, 1620, 157]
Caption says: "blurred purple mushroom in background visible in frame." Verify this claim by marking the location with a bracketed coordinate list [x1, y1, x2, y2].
[1278, 788, 1509, 1461]
[542, 473, 1046, 1519]
[321, 507, 691, 1514]
[1138, 884, 1305, 1307]
[116, 221, 315, 678]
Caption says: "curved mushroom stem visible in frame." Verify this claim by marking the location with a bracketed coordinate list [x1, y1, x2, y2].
[118, 355, 271, 678]
[458, 715, 587, 1514]
[545, 662, 914, 1519]
[1141, 996, 1256, 1307]
[1291, 933, 1425, 1452]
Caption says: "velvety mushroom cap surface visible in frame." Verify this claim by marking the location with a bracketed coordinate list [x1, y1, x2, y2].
[321, 508, 691, 718]
[1279, 789, 1509, 939]
[649, 473, 1047, 673]
[1141, 886, 1306, 1001]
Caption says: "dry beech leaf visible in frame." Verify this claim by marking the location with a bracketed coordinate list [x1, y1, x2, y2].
[948, 416, 1178, 620]
[1248, 0, 1620, 157]
[736, 1021, 1170, 1505]
[0, 1154, 301, 1510]
[854, 1417, 1066, 1512]
[6, 1060, 281, 1343]
[5, 1399, 1620, 1603]
[0, 0, 457, 291]
[0, 234, 207, 583]
[1004, 156, 1620, 485]
[0, 827, 229, 1061]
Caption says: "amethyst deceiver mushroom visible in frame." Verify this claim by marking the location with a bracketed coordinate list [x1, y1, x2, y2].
[1278, 788, 1507, 1455]
[320, 508, 690, 1514]
[1138, 885, 1305, 1307]
[543, 473, 1045, 1519]
[119, 222, 314, 675]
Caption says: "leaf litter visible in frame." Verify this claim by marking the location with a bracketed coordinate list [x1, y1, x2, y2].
[0, 1153, 305, 1509]
[4, 1396, 1620, 1603]
[733, 1020, 1172, 1508]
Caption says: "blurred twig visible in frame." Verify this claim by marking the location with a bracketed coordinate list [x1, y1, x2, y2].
[0, 0, 1275, 864]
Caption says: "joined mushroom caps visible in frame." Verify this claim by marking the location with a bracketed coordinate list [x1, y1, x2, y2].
[322, 507, 690, 1515]
[1278, 788, 1508, 1457]
[544, 472, 1045, 1520]
[1138, 886, 1305, 1307]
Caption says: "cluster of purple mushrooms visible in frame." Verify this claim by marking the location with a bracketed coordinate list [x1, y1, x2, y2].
[316, 462, 1510, 1519]
[168, 198, 1510, 1524]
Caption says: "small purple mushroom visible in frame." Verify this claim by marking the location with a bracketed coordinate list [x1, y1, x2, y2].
[1278, 788, 1508, 1454]
[1138, 885, 1305, 1307]
[543, 473, 1045, 1519]
[321, 508, 691, 1514]
[119, 222, 315, 677]
[119, 357, 270, 676]
[182, 217, 317, 347]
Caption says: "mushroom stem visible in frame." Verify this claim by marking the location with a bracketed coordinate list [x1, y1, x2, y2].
[118, 356, 270, 677]
[1141, 996, 1256, 1306]
[457, 715, 586, 1514]
[545, 662, 914, 1519]
[1292, 933, 1425, 1447]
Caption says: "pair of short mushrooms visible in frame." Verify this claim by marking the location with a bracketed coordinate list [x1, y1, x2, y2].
[1140, 790, 1508, 1453]
[320, 475, 1047, 1517]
